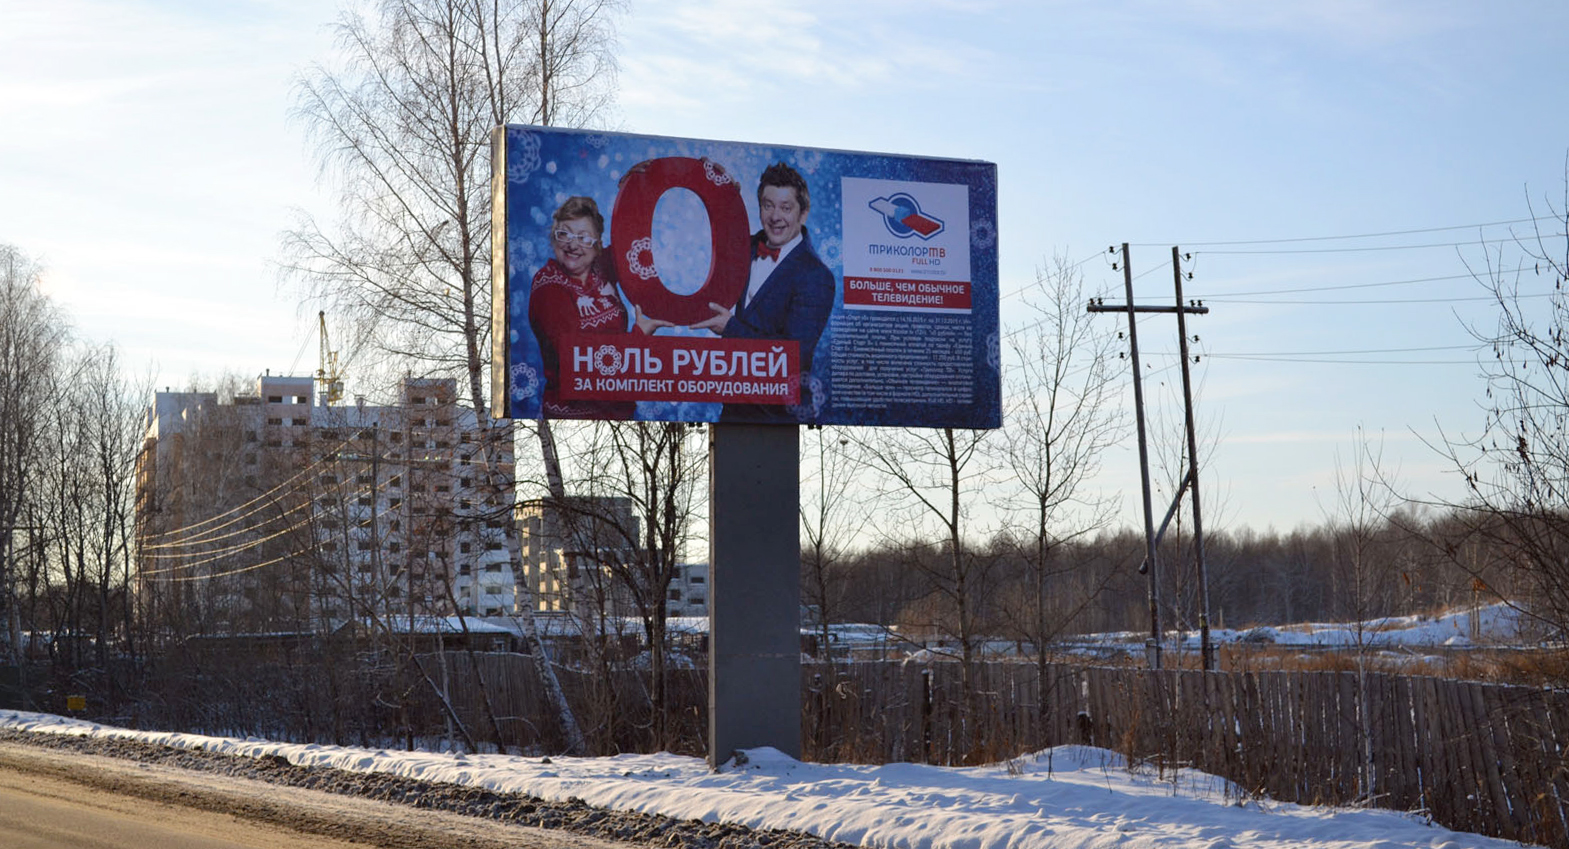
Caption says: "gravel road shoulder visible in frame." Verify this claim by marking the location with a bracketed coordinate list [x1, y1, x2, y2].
[0, 728, 856, 849]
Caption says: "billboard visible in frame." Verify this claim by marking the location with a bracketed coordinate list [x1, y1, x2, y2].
[491, 125, 999, 428]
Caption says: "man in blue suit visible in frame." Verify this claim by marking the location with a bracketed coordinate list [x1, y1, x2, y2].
[693, 162, 836, 423]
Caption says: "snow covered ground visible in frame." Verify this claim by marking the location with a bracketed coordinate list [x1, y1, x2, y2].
[1053, 602, 1539, 659]
[0, 708, 1529, 849]
[1185, 602, 1533, 649]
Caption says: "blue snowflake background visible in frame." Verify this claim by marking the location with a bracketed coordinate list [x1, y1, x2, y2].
[499, 126, 1000, 428]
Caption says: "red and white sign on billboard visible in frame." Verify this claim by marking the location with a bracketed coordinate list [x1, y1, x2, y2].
[840, 177, 973, 315]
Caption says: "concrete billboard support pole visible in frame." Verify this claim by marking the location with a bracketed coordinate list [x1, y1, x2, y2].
[708, 423, 801, 768]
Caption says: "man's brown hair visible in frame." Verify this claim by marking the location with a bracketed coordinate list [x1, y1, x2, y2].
[757, 163, 810, 212]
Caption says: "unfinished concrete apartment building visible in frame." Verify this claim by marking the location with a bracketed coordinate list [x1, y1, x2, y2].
[134, 374, 519, 635]
[515, 497, 708, 621]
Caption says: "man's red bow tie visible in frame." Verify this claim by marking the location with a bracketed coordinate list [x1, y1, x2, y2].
[755, 243, 780, 261]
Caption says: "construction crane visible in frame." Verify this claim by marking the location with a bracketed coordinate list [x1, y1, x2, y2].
[317, 310, 344, 405]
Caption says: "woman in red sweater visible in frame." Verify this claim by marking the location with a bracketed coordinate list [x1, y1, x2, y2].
[528, 196, 665, 419]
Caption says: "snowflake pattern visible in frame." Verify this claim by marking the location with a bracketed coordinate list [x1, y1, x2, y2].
[816, 235, 842, 271]
[626, 237, 658, 280]
[787, 373, 826, 421]
[507, 130, 542, 185]
[986, 330, 1001, 372]
[586, 134, 609, 149]
[510, 362, 540, 401]
[702, 157, 734, 187]
[508, 239, 537, 303]
[592, 344, 624, 376]
[970, 218, 997, 250]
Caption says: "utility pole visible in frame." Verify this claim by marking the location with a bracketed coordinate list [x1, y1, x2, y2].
[1089, 244, 1212, 670]
[1171, 248, 1213, 670]
[1119, 244, 1161, 669]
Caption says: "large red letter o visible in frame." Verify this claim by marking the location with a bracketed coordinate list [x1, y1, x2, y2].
[612, 157, 751, 326]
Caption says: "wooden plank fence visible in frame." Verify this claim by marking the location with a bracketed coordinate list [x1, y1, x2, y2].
[139, 650, 1568, 847]
[406, 655, 1569, 844]
[801, 661, 1569, 847]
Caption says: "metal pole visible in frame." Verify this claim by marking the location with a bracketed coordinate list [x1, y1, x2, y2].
[1122, 244, 1162, 669]
[1171, 247, 1212, 671]
[708, 423, 802, 767]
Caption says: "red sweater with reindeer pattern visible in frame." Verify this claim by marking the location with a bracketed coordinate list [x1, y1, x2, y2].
[528, 257, 636, 420]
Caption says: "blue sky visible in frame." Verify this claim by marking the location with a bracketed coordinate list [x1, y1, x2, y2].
[4, 0, 1568, 531]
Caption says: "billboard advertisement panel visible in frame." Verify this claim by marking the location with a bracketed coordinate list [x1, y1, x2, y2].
[491, 125, 999, 428]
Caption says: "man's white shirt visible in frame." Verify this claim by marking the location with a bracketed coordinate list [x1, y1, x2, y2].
[742, 233, 802, 309]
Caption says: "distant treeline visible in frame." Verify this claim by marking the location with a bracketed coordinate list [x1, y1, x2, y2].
[813, 508, 1530, 646]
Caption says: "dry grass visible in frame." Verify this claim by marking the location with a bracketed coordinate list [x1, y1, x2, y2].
[1445, 649, 1569, 687]
[1210, 644, 1569, 685]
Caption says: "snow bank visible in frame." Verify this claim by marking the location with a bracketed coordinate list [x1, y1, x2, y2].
[0, 709, 1526, 849]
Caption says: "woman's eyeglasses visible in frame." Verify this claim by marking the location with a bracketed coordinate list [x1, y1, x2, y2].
[552, 229, 598, 247]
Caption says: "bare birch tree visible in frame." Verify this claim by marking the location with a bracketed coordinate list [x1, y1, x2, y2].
[801, 426, 865, 663]
[1431, 173, 1569, 647]
[562, 420, 705, 751]
[995, 254, 1124, 724]
[0, 244, 69, 663]
[1327, 425, 1404, 804]
[34, 344, 145, 692]
[286, 0, 619, 404]
[854, 425, 998, 762]
[287, 0, 623, 754]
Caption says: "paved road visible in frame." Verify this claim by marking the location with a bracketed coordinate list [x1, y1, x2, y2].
[0, 764, 360, 849]
[0, 740, 629, 849]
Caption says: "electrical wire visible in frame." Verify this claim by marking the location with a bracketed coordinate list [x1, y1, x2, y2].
[137, 481, 381, 573]
[164, 539, 334, 583]
[998, 249, 1105, 303]
[1205, 272, 1477, 296]
[1202, 354, 1477, 365]
[139, 429, 364, 547]
[136, 497, 318, 558]
[1203, 292, 1554, 306]
[142, 502, 383, 579]
[139, 446, 512, 577]
[1196, 234, 1566, 256]
[1185, 344, 1482, 356]
[138, 512, 320, 574]
[1130, 215, 1556, 248]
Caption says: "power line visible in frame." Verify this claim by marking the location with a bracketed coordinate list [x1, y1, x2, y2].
[166, 541, 325, 583]
[1231, 344, 1479, 355]
[1202, 354, 1476, 365]
[142, 503, 382, 578]
[1132, 259, 1170, 281]
[1203, 292, 1554, 306]
[137, 511, 318, 574]
[137, 497, 317, 559]
[1205, 271, 1476, 296]
[1150, 344, 1481, 357]
[1197, 234, 1565, 256]
[139, 429, 362, 547]
[998, 249, 1106, 302]
[1131, 216, 1554, 248]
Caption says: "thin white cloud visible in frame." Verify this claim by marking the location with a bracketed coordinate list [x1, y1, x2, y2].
[618, 0, 996, 119]
[1155, 0, 1465, 50]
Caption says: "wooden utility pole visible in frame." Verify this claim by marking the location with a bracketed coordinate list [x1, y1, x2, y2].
[1171, 248, 1213, 670]
[1089, 244, 1212, 670]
